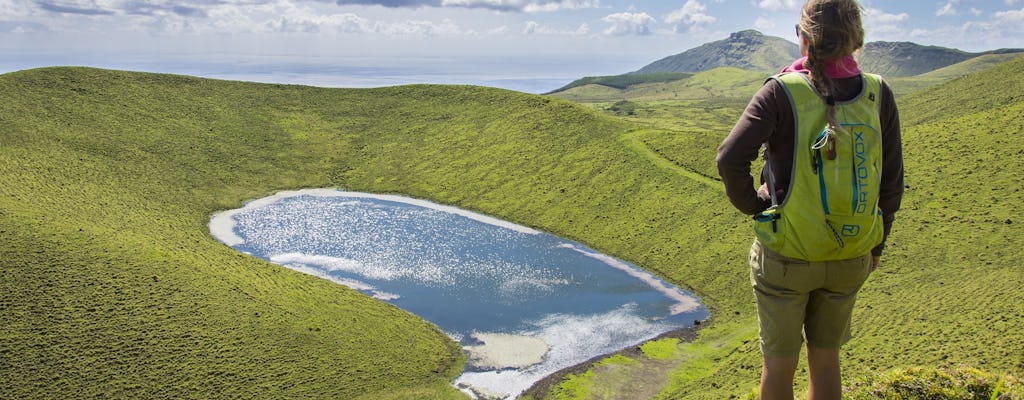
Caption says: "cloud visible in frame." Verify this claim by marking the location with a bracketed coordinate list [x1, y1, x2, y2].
[332, 0, 600, 12]
[29, 0, 602, 22]
[18, 0, 480, 36]
[754, 16, 774, 30]
[276, 12, 374, 33]
[37, 1, 116, 15]
[863, 7, 909, 35]
[757, 0, 800, 12]
[122, 2, 209, 18]
[936, 1, 958, 16]
[334, 0, 441, 7]
[906, 7, 1024, 50]
[523, 20, 588, 35]
[266, 5, 465, 35]
[664, 0, 715, 32]
[600, 11, 654, 36]
[377, 18, 462, 35]
[1, 0, 34, 19]
[994, 7, 1024, 22]
[0, 20, 48, 33]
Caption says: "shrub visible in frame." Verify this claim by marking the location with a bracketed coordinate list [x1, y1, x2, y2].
[843, 366, 1021, 400]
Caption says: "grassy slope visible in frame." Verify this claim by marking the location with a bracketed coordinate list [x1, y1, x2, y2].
[2, 53, 1021, 400]
[0, 67, 757, 398]
[888, 53, 1024, 96]
[549, 67, 763, 103]
[0, 68, 471, 399]
[844, 54, 1024, 377]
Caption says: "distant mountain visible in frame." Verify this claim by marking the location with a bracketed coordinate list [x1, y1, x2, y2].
[632, 30, 800, 75]
[858, 41, 1024, 77]
[634, 30, 1024, 78]
[548, 30, 1023, 95]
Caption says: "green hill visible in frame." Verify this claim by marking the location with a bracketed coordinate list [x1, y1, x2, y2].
[0, 67, 752, 399]
[634, 30, 800, 75]
[860, 41, 1024, 77]
[0, 68, 468, 399]
[549, 67, 763, 103]
[550, 32, 1023, 99]
[897, 54, 1024, 126]
[2, 58, 1023, 400]
[887, 53, 1024, 96]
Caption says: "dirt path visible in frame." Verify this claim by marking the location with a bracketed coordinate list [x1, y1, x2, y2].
[619, 130, 722, 190]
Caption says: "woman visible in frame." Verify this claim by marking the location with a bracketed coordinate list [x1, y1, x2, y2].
[716, 0, 904, 399]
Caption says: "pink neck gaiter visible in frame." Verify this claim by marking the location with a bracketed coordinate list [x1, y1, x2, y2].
[781, 55, 861, 79]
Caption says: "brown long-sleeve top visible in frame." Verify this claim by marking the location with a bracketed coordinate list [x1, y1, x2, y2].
[716, 73, 904, 256]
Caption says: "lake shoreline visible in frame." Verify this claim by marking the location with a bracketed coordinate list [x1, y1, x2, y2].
[211, 188, 709, 399]
[520, 318, 708, 399]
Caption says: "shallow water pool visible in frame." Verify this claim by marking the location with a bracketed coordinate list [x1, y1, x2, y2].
[210, 189, 707, 399]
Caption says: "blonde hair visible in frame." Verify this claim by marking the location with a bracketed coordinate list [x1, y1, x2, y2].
[797, 0, 864, 129]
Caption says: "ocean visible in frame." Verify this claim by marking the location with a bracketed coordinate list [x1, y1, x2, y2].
[0, 51, 643, 94]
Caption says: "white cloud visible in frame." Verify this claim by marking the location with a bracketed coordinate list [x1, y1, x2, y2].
[523, 20, 539, 33]
[754, 16, 774, 30]
[994, 7, 1024, 22]
[522, 20, 588, 35]
[26, 0, 602, 19]
[936, 1, 958, 16]
[377, 18, 462, 35]
[863, 7, 909, 35]
[439, 0, 600, 12]
[576, 22, 590, 35]
[1007, 0, 1020, 6]
[664, 0, 716, 32]
[905, 7, 1024, 51]
[600, 11, 654, 36]
[757, 0, 800, 12]
[1, 0, 32, 18]
[16, 0, 478, 36]
[270, 6, 377, 34]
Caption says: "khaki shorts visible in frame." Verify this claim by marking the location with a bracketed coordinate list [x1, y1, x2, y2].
[749, 240, 872, 358]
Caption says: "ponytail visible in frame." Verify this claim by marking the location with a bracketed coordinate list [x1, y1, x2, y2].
[798, 0, 865, 132]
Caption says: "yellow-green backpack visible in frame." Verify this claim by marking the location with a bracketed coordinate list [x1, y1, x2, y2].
[754, 72, 885, 261]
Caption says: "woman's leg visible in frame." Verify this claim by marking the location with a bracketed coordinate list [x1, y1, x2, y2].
[761, 355, 799, 400]
[806, 345, 841, 400]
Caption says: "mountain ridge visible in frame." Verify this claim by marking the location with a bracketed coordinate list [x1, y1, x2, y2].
[632, 29, 801, 75]
[549, 30, 1023, 94]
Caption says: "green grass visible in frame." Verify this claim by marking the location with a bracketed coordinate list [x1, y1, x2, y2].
[640, 338, 680, 361]
[0, 66, 752, 398]
[0, 68, 469, 399]
[2, 53, 1023, 400]
[843, 366, 1022, 399]
[549, 67, 763, 103]
[888, 54, 1024, 96]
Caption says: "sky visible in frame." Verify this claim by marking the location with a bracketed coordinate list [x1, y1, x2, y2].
[2, 0, 1023, 92]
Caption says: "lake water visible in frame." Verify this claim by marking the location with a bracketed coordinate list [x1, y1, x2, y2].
[209, 189, 707, 399]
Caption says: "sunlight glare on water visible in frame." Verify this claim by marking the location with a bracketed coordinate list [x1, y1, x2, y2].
[209, 189, 707, 399]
